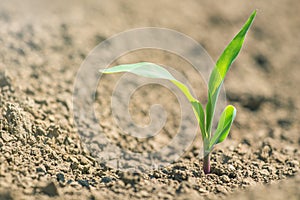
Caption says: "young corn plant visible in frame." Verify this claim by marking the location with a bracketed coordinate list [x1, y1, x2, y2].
[100, 11, 256, 174]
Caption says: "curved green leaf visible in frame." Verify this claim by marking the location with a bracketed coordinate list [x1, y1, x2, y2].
[100, 62, 206, 137]
[100, 62, 175, 80]
[191, 101, 206, 138]
[206, 10, 256, 135]
[209, 105, 236, 149]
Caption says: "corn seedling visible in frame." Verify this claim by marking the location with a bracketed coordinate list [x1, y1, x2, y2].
[100, 11, 256, 174]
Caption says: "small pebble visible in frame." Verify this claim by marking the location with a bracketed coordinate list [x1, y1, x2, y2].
[260, 169, 270, 176]
[228, 165, 236, 171]
[215, 185, 227, 194]
[41, 182, 59, 197]
[36, 127, 46, 136]
[0, 131, 12, 142]
[242, 178, 256, 185]
[101, 176, 112, 183]
[287, 160, 299, 167]
[220, 175, 230, 183]
[139, 190, 150, 197]
[78, 155, 90, 165]
[36, 167, 45, 174]
[78, 179, 90, 189]
[56, 173, 65, 182]
[199, 188, 208, 194]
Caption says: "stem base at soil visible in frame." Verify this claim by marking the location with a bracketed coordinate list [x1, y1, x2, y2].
[203, 152, 210, 174]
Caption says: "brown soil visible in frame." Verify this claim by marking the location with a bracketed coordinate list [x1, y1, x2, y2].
[1, 0, 299, 199]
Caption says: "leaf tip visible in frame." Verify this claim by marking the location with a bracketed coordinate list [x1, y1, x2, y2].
[227, 105, 237, 118]
[247, 10, 257, 27]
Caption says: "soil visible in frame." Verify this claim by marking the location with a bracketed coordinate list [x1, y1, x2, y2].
[1, 0, 300, 199]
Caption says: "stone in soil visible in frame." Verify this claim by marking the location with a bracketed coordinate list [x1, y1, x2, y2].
[41, 182, 59, 197]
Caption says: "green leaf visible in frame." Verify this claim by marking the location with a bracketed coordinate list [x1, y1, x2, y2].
[206, 10, 256, 135]
[209, 105, 236, 149]
[191, 101, 206, 138]
[100, 62, 175, 80]
[100, 62, 206, 137]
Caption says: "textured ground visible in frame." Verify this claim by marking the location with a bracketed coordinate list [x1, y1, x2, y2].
[0, 0, 299, 199]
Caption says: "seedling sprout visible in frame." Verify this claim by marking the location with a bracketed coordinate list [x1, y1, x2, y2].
[100, 10, 256, 174]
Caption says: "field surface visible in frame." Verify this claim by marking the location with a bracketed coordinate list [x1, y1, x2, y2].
[0, 0, 299, 199]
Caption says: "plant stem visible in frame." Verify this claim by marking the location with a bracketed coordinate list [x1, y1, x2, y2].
[203, 151, 210, 174]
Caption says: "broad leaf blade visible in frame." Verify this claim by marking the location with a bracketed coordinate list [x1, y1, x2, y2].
[209, 10, 256, 97]
[100, 62, 206, 137]
[209, 105, 236, 149]
[206, 10, 256, 135]
[100, 62, 175, 80]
